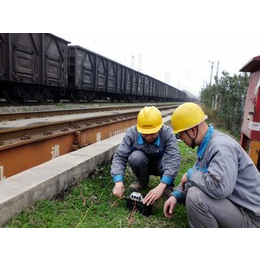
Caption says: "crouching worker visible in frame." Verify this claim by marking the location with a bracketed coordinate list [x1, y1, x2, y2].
[164, 102, 260, 228]
[111, 106, 180, 206]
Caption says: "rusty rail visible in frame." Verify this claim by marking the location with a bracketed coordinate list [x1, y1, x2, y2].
[0, 106, 176, 179]
[0, 103, 180, 121]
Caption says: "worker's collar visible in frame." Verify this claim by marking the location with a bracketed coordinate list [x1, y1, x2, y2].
[197, 125, 214, 159]
[137, 133, 160, 146]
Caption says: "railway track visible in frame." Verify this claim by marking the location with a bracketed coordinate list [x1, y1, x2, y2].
[0, 104, 178, 180]
[0, 102, 178, 121]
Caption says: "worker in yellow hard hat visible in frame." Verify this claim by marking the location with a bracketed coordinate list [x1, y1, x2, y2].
[171, 101, 208, 149]
[164, 102, 260, 228]
[111, 106, 180, 206]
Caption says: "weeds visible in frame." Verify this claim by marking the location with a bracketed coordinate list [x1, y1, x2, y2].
[5, 142, 196, 228]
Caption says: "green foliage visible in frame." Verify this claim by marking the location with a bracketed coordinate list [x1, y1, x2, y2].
[5, 142, 196, 228]
[200, 71, 249, 138]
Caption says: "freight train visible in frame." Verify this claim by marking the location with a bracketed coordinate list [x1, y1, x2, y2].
[0, 33, 198, 103]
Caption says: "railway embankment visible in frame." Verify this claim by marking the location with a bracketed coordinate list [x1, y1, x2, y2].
[0, 115, 172, 227]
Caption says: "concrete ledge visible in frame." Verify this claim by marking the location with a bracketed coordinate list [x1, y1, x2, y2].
[0, 115, 172, 227]
[0, 132, 125, 227]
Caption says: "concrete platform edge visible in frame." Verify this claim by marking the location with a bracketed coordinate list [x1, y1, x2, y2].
[0, 115, 172, 227]
[0, 133, 125, 227]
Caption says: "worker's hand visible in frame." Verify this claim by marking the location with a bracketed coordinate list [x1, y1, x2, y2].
[163, 196, 177, 218]
[143, 183, 166, 206]
[181, 172, 188, 190]
[113, 182, 125, 198]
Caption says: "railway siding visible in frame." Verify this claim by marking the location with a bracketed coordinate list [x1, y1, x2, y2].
[0, 115, 172, 226]
[0, 105, 176, 178]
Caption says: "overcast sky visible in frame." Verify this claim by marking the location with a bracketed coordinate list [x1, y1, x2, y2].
[4, 0, 260, 98]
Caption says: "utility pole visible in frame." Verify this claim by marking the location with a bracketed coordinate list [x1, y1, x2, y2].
[209, 61, 214, 86]
[203, 80, 207, 88]
[131, 55, 135, 69]
[215, 61, 219, 84]
[138, 53, 142, 72]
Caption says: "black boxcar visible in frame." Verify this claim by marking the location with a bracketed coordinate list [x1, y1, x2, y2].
[68, 45, 147, 102]
[0, 33, 196, 103]
[0, 33, 69, 102]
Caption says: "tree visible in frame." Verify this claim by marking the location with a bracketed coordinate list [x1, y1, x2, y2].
[200, 71, 249, 137]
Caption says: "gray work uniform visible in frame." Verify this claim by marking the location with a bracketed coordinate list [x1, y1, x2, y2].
[172, 125, 260, 228]
[111, 125, 180, 187]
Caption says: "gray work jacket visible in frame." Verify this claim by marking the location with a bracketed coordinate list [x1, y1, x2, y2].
[173, 126, 260, 219]
[111, 124, 180, 185]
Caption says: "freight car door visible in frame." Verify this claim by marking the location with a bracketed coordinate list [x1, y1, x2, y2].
[9, 34, 40, 83]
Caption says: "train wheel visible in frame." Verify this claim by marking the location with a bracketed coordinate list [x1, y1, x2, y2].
[87, 94, 94, 102]
[4, 87, 22, 104]
[37, 94, 48, 103]
[70, 92, 79, 103]
[37, 91, 48, 103]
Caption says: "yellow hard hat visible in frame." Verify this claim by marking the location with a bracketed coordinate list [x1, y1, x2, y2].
[171, 102, 208, 133]
[137, 106, 163, 134]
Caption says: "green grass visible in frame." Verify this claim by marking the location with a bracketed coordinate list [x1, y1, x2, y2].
[5, 142, 196, 228]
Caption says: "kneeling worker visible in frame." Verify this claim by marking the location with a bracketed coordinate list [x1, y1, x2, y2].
[111, 106, 180, 206]
[164, 102, 260, 228]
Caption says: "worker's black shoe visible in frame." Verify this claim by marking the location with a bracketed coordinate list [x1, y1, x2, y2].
[129, 182, 146, 192]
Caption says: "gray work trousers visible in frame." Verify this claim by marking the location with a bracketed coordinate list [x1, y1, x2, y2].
[128, 150, 163, 187]
[186, 186, 260, 228]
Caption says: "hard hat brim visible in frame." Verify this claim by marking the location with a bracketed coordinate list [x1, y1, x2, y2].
[172, 115, 208, 133]
[137, 123, 163, 134]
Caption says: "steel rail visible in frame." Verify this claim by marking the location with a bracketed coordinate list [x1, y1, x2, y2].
[0, 102, 181, 122]
[0, 106, 176, 180]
